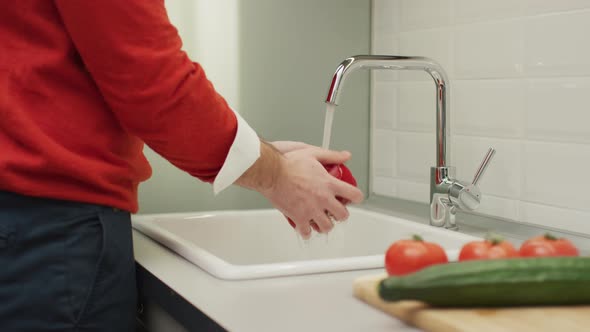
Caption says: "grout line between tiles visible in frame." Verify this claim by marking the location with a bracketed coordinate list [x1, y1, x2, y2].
[398, 8, 590, 34]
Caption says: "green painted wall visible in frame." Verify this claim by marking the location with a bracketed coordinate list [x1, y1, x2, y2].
[138, 0, 371, 214]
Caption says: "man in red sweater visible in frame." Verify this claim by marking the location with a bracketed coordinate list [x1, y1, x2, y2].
[0, 1, 363, 331]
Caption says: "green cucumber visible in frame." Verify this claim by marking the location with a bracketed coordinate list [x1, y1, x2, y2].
[378, 257, 590, 307]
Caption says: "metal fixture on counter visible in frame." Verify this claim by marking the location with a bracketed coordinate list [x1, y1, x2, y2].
[325, 55, 495, 230]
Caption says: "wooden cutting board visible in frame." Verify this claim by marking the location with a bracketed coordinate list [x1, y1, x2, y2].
[353, 274, 590, 332]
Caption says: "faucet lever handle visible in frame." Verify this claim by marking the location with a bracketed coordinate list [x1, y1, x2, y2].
[448, 147, 495, 211]
[472, 148, 496, 185]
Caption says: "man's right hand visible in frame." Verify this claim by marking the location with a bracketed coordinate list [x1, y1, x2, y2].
[235, 140, 364, 239]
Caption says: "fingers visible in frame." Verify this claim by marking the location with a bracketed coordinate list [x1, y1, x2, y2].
[331, 180, 364, 204]
[295, 219, 312, 240]
[270, 141, 313, 154]
[281, 144, 352, 167]
[287, 176, 361, 237]
[286, 215, 313, 237]
[326, 197, 350, 222]
[309, 149, 352, 165]
[307, 197, 351, 234]
[312, 210, 334, 234]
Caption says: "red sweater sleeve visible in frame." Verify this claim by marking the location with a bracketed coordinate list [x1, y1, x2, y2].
[54, 0, 237, 182]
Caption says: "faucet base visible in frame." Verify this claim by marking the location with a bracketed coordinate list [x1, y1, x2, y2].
[429, 166, 459, 230]
[445, 224, 459, 231]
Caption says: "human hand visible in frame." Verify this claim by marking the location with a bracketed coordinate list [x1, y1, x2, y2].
[285, 163, 356, 230]
[259, 146, 364, 239]
[269, 141, 314, 154]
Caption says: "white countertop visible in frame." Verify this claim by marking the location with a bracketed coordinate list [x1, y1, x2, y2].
[133, 230, 421, 332]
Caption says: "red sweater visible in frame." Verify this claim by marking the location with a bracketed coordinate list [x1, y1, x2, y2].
[0, 1, 238, 212]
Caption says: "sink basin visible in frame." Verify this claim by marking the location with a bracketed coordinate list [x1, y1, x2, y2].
[132, 207, 480, 280]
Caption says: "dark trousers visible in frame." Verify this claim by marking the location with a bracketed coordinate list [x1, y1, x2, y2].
[0, 191, 137, 332]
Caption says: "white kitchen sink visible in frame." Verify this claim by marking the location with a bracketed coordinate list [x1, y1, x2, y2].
[132, 207, 479, 280]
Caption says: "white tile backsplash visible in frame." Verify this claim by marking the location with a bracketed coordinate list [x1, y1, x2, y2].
[372, 81, 397, 130]
[399, 0, 452, 32]
[524, 11, 590, 77]
[371, 0, 399, 81]
[372, 129, 396, 177]
[372, 0, 399, 33]
[526, 77, 590, 143]
[523, 0, 590, 16]
[396, 179, 430, 204]
[399, 28, 453, 81]
[478, 195, 521, 221]
[396, 132, 435, 182]
[453, 0, 525, 24]
[372, 31, 397, 56]
[372, 1, 590, 235]
[523, 141, 590, 212]
[397, 81, 436, 132]
[452, 136, 522, 199]
[454, 20, 524, 79]
[521, 202, 590, 234]
[371, 176, 398, 197]
[453, 79, 526, 138]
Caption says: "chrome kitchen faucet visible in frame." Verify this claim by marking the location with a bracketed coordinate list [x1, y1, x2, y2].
[325, 55, 495, 230]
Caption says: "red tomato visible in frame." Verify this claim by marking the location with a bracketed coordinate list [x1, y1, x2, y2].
[519, 234, 579, 257]
[385, 235, 448, 276]
[458, 236, 518, 261]
[286, 164, 357, 231]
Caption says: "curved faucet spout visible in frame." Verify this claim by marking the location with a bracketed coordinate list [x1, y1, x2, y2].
[325, 55, 449, 168]
[324, 55, 494, 230]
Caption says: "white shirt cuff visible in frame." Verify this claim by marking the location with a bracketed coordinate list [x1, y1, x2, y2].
[212, 109, 260, 194]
